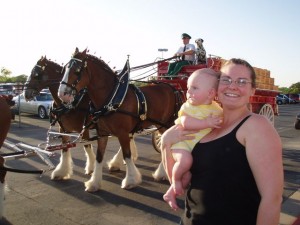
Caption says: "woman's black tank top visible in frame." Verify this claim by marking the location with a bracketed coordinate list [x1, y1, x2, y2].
[181, 115, 260, 225]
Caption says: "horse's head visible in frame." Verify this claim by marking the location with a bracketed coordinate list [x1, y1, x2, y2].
[24, 56, 63, 101]
[58, 48, 91, 104]
[58, 47, 116, 106]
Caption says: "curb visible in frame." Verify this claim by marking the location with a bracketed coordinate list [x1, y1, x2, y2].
[280, 189, 300, 225]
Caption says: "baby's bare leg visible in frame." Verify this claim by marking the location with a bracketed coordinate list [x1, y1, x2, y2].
[163, 184, 179, 210]
[172, 149, 193, 195]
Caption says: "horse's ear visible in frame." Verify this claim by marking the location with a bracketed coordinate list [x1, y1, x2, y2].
[72, 47, 79, 57]
[82, 48, 87, 56]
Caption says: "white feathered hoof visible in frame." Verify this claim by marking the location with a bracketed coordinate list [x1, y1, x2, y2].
[84, 145, 96, 175]
[51, 151, 73, 180]
[84, 180, 101, 192]
[107, 159, 122, 172]
[84, 160, 95, 175]
[152, 162, 167, 181]
[121, 158, 142, 189]
[51, 168, 71, 180]
[84, 162, 103, 192]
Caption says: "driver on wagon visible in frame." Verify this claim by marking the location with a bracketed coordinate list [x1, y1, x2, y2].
[167, 33, 196, 76]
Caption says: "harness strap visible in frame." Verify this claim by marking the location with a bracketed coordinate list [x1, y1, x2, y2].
[130, 84, 147, 120]
[50, 88, 88, 128]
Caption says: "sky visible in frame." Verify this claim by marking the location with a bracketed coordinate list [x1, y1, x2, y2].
[0, 0, 299, 88]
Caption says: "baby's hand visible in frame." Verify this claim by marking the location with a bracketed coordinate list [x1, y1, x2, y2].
[206, 115, 223, 128]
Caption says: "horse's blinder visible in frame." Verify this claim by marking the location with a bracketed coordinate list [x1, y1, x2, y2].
[61, 57, 88, 94]
[24, 63, 47, 91]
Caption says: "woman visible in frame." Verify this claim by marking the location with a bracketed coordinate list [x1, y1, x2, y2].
[161, 58, 283, 225]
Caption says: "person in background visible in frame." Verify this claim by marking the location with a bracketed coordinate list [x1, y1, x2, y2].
[167, 33, 196, 76]
[163, 68, 223, 211]
[161, 58, 283, 225]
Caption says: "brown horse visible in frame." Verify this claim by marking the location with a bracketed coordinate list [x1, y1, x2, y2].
[58, 48, 182, 190]
[24, 56, 96, 181]
[24, 56, 138, 192]
[0, 95, 12, 218]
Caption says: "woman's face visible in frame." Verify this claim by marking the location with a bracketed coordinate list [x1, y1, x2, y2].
[218, 63, 255, 109]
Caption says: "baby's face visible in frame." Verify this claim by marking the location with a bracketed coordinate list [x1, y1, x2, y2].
[186, 74, 215, 105]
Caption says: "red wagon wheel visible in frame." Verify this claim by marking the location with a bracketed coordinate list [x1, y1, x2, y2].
[152, 131, 162, 153]
[258, 104, 275, 125]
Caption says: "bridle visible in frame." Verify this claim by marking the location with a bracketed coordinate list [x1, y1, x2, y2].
[60, 57, 88, 97]
[24, 60, 63, 93]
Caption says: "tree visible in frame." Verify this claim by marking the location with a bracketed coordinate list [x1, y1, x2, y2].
[279, 87, 289, 93]
[0, 67, 27, 83]
[0, 67, 12, 82]
[288, 82, 300, 94]
[11, 75, 27, 83]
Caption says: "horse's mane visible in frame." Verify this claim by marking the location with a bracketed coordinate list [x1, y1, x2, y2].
[73, 51, 115, 74]
[89, 54, 114, 73]
[40, 57, 63, 69]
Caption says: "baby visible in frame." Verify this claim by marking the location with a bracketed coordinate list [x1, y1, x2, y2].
[163, 68, 223, 210]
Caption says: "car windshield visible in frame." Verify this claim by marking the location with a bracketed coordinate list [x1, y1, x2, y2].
[36, 94, 53, 101]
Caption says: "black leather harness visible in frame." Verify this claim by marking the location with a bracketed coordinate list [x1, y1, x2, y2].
[84, 60, 183, 133]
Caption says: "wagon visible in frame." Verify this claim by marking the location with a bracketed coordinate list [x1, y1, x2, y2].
[151, 56, 279, 152]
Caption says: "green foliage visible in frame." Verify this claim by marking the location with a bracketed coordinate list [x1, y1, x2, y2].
[279, 82, 300, 94]
[288, 82, 300, 94]
[1, 67, 12, 78]
[0, 67, 28, 83]
[278, 87, 289, 94]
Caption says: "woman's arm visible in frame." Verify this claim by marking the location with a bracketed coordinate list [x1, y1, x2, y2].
[180, 114, 222, 130]
[241, 115, 283, 225]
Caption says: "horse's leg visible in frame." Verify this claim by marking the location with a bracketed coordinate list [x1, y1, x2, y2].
[0, 156, 6, 219]
[130, 134, 138, 161]
[118, 134, 142, 189]
[84, 136, 108, 192]
[83, 144, 95, 175]
[82, 129, 95, 175]
[107, 134, 138, 171]
[107, 147, 123, 171]
[51, 132, 73, 180]
[152, 161, 167, 181]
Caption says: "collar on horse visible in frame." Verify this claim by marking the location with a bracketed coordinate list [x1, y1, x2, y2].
[50, 88, 88, 128]
[85, 60, 182, 132]
[84, 60, 131, 128]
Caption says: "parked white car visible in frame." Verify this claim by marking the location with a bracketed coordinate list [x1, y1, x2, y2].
[13, 92, 53, 119]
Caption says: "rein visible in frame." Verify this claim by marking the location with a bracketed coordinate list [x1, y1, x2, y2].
[129, 56, 177, 72]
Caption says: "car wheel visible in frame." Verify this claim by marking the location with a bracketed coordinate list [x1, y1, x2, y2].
[38, 106, 48, 119]
[277, 100, 282, 105]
